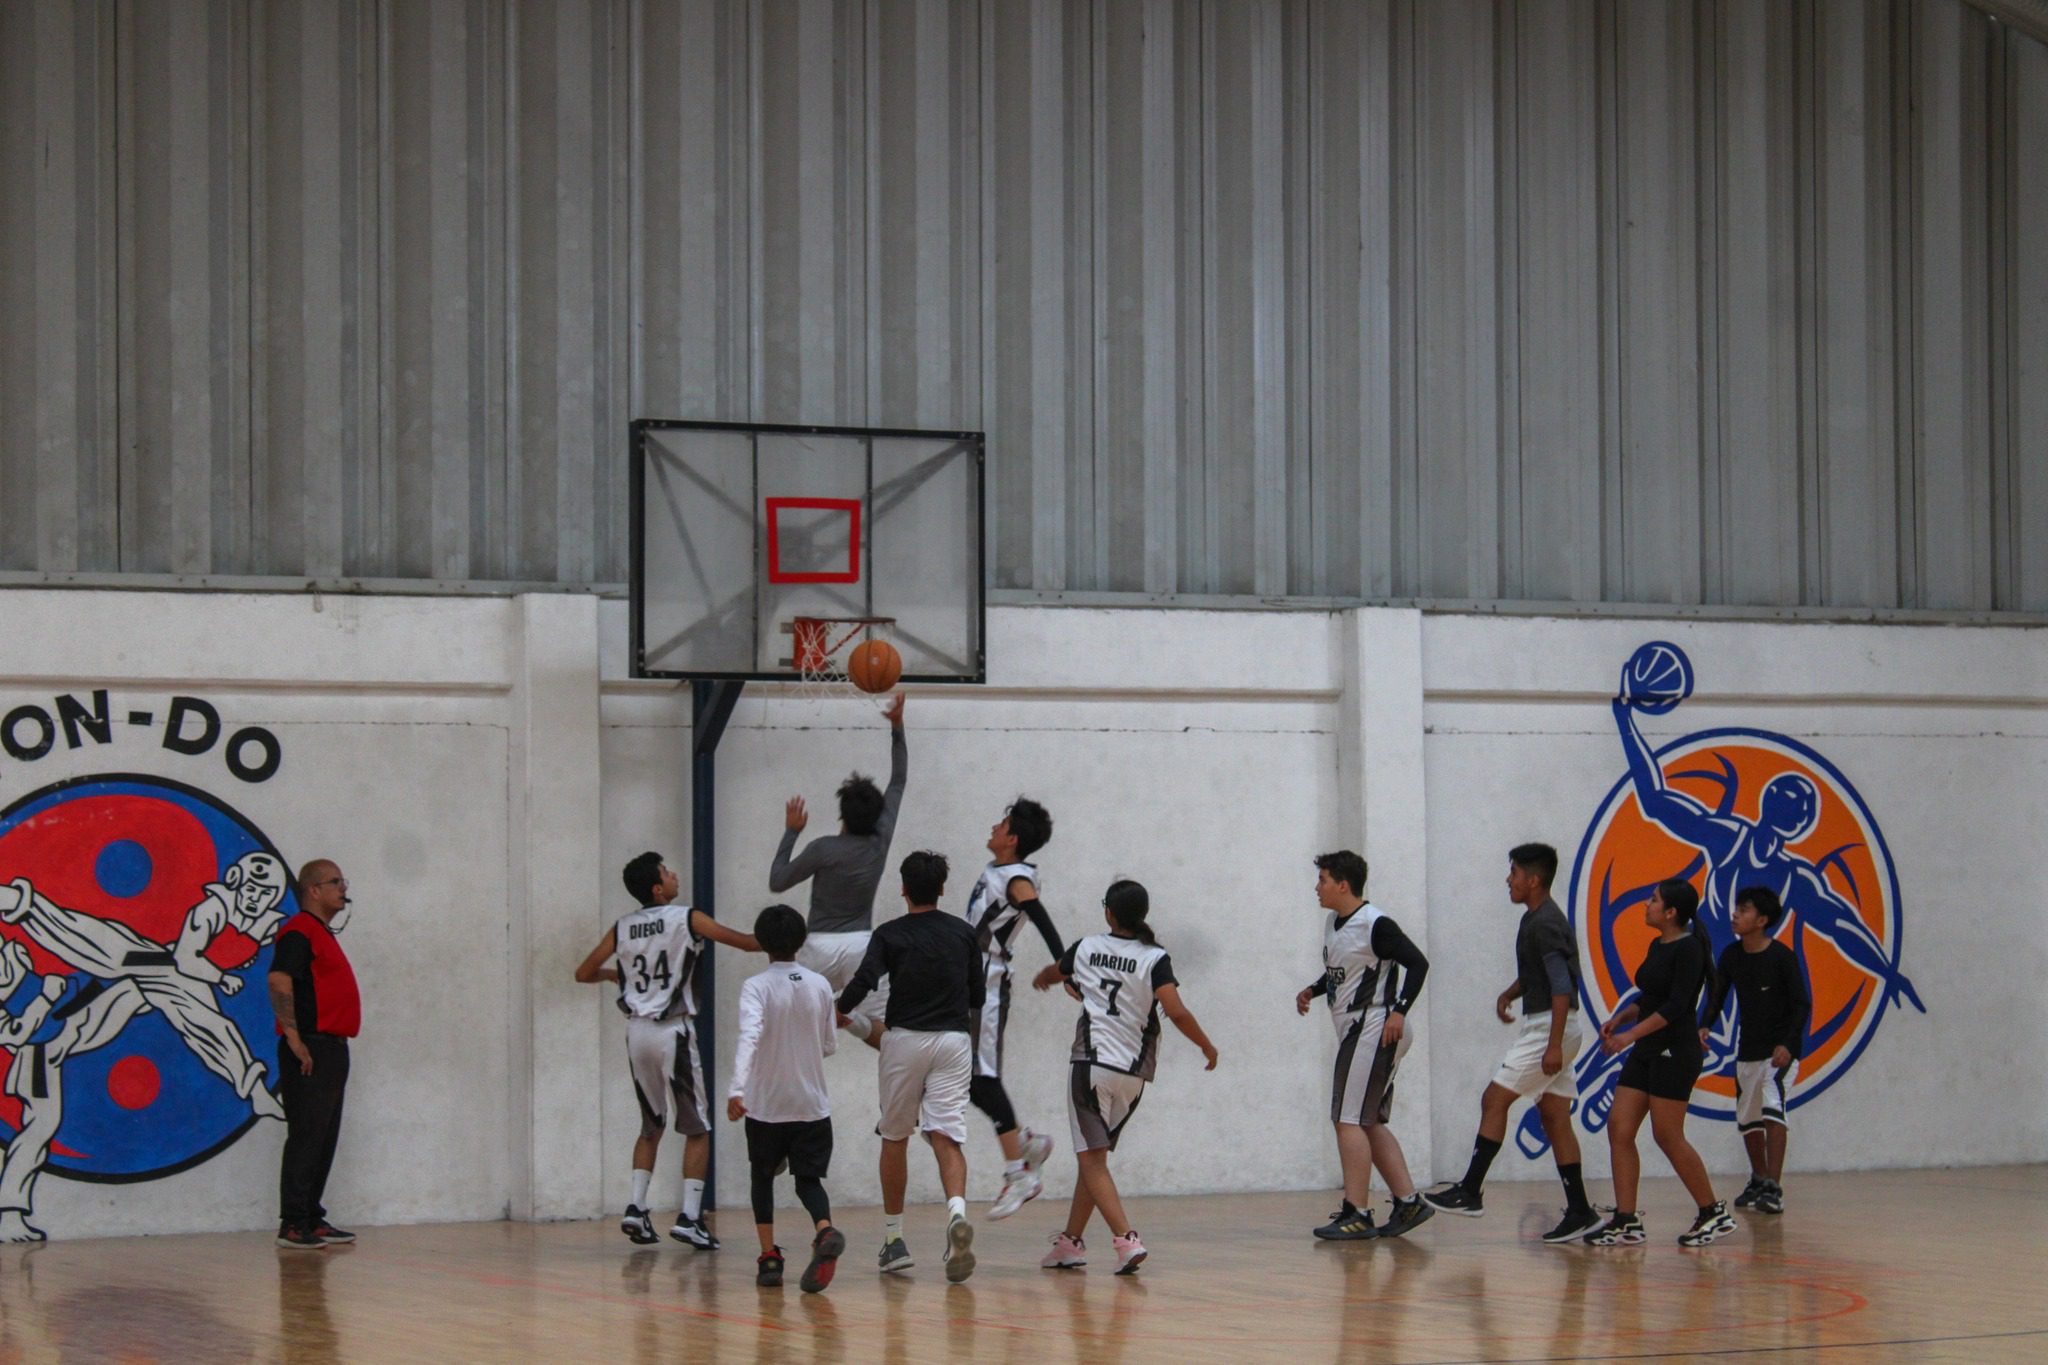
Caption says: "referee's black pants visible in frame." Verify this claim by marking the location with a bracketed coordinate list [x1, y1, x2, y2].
[278, 1034, 350, 1228]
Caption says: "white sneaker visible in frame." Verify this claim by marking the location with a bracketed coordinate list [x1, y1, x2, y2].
[1020, 1128, 1054, 1172]
[989, 1169, 1043, 1220]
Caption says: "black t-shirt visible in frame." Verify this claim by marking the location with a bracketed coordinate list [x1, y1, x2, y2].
[1628, 931, 1708, 1061]
[1515, 898, 1580, 1016]
[837, 908, 985, 1033]
[1708, 939, 1810, 1061]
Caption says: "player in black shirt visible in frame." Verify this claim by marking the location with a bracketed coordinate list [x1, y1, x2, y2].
[1699, 886, 1809, 1215]
[1424, 843, 1601, 1243]
[1585, 879, 1734, 1248]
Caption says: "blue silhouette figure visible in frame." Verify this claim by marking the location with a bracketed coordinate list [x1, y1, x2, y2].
[1519, 651, 1923, 1157]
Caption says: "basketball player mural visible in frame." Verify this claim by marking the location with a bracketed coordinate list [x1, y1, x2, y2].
[1520, 642, 1925, 1158]
[0, 775, 295, 1239]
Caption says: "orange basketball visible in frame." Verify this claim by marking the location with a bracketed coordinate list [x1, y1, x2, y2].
[846, 639, 902, 694]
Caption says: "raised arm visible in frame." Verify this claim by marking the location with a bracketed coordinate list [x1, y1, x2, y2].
[1612, 682, 1733, 860]
[875, 697, 908, 841]
[768, 800, 825, 893]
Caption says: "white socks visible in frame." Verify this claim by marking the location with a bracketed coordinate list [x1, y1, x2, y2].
[682, 1178, 705, 1221]
[947, 1196, 968, 1221]
[884, 1214, 904, 1244]
[630, 1169, 652, 1210]
[1005, 1159, 1026, 1177]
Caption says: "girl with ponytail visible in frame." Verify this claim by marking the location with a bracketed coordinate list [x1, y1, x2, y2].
[1587, 879, 1735, 1248]
[1030, 878, 1217, 1275]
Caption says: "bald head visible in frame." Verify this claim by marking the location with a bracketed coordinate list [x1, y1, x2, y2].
[297, 859, 348, 922]
[298, 860, 338, 895]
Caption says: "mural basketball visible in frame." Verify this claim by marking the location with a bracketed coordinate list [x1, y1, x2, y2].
[0, 774, 293, 1241]
[1519, 642, 1923, 1156]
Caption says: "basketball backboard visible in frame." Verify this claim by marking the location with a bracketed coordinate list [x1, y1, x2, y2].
[630, 421, 985, 682]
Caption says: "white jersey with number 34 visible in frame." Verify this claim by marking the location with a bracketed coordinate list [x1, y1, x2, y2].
[612, 902, 705, 1021]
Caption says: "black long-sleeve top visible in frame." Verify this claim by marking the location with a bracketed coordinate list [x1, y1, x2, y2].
[837, 907, 984, 1033]
[1628, 930, 1709, 1060]
[1707, 939, 1810, 1060]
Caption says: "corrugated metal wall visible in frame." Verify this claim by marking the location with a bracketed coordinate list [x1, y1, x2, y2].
[2, 0, 2044, 610]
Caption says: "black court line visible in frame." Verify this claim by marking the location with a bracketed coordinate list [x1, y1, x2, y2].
[1433, 1326, 2048, 1364]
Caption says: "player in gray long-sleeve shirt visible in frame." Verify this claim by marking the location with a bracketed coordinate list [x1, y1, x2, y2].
[770, 693, 907, 1044]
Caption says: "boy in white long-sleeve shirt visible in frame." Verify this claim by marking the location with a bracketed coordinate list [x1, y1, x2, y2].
[728, 904, 845, 1291]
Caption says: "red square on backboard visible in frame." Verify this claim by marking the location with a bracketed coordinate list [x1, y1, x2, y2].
[765, 497, 863, 584]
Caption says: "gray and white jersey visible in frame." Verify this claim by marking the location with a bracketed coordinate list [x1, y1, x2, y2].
[1322, 902, 1395, 1034]
[611, 902, 705, 1021]
[1060, 932, 1178, 1080]
[962, 862, 1038, 965]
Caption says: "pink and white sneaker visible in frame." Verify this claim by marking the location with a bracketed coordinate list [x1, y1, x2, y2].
[1041, 1232, 1087, 1269]
[1112, 1230, 1146, 1275]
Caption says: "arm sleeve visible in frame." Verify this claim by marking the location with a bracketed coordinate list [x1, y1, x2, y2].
[1707, 946, 1736, 1023]
[818, 980, 838, 1059]
[1056, 941, 1080, 979]
[1542, 950, 1575, 1001]
[1303, 973, 1329, 999]
[1150, 953, 1177, 990]
[768, 829, 819, 894]
[875, 729, 908, 840]
[729, 979, 764, 1099]
[270, 931, 311, 980]
[1781, 949, 1811, 1056]
[835, 934, 887, 1015]
[1370, 918, 1430, 1011]
[1020, 898, 1064, 962]
[967, 935, 987, 1010]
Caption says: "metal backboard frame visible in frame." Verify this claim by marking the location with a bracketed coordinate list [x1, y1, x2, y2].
[630, 419, 986, 683]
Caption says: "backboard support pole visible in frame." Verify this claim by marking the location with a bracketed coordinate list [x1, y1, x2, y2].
[689, 678, 744, 1208]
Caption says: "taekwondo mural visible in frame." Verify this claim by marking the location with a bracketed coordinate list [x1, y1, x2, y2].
[1519, 642, 1924, 1157]
[0, 691, 288, 1240]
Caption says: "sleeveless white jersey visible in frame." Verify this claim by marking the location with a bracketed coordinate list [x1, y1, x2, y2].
[962, 862, 1038, 966]
[1322, 902, 1396, 1035]
[611, 902, 706, 1021]
[1063, 932, 1177, 1080]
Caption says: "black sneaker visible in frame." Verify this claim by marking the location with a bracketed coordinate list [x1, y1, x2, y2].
[1313, 1205, 1378, 1241]
[669, 1214, 720, 1250]
[878, 1236, 914, 1273]
[1755, 1181, 1784, 1215]
[1677, 1202, 1737, 1247]
[801, 1227, 846, 1293]
[1585, 1212, 1644, 1246]
[1377, 1196, 1436, 1240]
[312, 1221, 355, 1244]
[1540, 1206, 1606, 1244]
[1732, 1176, 1766, 1209]
[1421, 1183, 1484, 1217]
[275, 1223, 326, 1250]
[756, 1247, 785, 1287]
[621, 1205, 658, 1245]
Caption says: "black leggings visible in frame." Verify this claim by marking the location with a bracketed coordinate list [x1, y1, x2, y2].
[751, 1169, 831, 1228]
[970, 1075, 1018, 1135]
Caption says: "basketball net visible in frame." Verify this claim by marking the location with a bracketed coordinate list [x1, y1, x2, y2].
[788, 616, 896, 709]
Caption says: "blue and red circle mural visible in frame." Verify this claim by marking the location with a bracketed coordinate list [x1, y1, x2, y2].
[0, 774, 293, 1183]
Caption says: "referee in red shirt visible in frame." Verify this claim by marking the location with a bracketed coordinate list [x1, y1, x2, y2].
[267, 860, 362, 1250]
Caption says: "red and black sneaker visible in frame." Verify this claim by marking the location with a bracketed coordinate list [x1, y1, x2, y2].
[800, 1227, 846, 1293]
[276, 1223, 327, 1250]
[313, 1222, 356, 1244]
[756, 1247, 786, 1288]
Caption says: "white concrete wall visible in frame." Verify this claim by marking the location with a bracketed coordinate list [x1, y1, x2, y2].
[0, 588, 2039, 1239]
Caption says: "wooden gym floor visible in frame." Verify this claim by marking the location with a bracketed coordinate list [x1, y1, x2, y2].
[2, 1166, 2043, 1363]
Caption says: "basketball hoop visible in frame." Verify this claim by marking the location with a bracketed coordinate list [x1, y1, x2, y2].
[784, 616, 897, 704]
